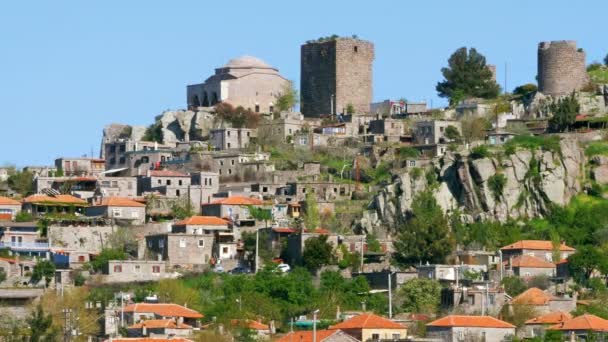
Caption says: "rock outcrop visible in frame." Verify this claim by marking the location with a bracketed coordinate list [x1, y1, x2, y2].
[358, 138, 585, 237]
[156, 108, 216, 145]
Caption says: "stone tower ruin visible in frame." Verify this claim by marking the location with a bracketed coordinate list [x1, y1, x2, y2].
[300, 37, 374, 117]
[537, 40, 588, 96]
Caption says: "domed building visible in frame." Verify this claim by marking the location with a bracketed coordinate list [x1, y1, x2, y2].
[187, 56, 289, 113]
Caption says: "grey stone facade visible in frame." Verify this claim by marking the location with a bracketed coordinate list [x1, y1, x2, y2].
[538, 41, 589, 96]
[103, 260, 169, 283]
[414, 120, 461, 145]
[209, 128, 255, 151]
[301, 38, 374, 117]
[426, 326, 515, 342]
[145, 233, 214, 270]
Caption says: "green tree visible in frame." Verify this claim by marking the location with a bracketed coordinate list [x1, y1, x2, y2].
[604, 53, 608, 66]
[436, 47, 500, 105]
[568, 246, 608, 285]
[461, 116, 490, 143]
[501, 276, 527, 296]
[346, 103, 355, 115]
[142, 120, 163, 143]
[444, 125, 461, 142]
[488, 174, 507, 201]
[549, 92, 580, 132]
[302, 235, 333, 271]
[275, 81, 299, 112]
[513, 83, 538, 97]
[399, 278, 441, 314]
[7, 170, 34, 196]
[27, 305, 58, 342]
[303, 190, 320, 230]
[87, 248, 126, 273]
[171, 197, 195, 220]
[31, 260, 55, 287]
[393, 191, 453, 267]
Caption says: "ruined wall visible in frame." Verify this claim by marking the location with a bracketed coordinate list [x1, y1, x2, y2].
[538, 41, 589, 96]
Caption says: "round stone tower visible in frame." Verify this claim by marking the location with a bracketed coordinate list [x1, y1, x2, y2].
[537, 40, 588, 96]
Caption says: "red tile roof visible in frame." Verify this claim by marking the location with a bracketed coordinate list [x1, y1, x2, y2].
[510, 255, 556, 268]
[511, 288, 554, 305]
[23, 194, 87, 205]
[122, 303, 203, 319]
[149, 170, 189, 177]
[275, 330, 340, 342]
[129, 319, 191, 329]
[548, 314, 608, 332]
[0, 257, 16, 264]
[107, 339, 193, 342]
[526, 311, 572, 325]
[427, 315, 515, 329]
[0, 196, 21, 206]
[94, 197, 145, 208]
[0, 214, 12, 221]
[501, 240, 575, 252]
[329, 313, 405, 330]
[208, 196, 265, 206]
[231, 319, 269, 331]
[174, 216, 230, 226]
[272, 227, 296, 234]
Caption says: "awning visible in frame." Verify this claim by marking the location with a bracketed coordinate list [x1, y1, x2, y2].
[100, 168, 128, 175]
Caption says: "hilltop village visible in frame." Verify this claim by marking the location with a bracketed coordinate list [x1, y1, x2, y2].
[2, 36, 608, 342]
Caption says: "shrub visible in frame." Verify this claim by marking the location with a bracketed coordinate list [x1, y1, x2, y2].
[15, 211, 34, 222]
[586, 142, 608, 157]
[488, 174, 507, 201]
[587, 62, 603, 72]
[513, 83, 538, 97]
[397, 147, 420, 159]
[470, 145, 490, 159]
[503, 135, 561, 153]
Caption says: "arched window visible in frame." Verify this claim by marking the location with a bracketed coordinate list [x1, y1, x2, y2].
[212, 92, 219, 105]
[191, 95, 200, 107]
[202, 92, 210, 107]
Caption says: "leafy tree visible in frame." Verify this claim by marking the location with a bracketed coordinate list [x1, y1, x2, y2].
[461, 116, 490, 143]
[171, 197, 195, 220]
[275, 81, 299, 112]
[107, 227, 138, 256]
[7, 170, 34, 196]
[470, 145, 490, 159]
[39, 287, 100, 337]
[15, 211, 34, 222]
[399, 278, 441, 314]
[605, 53, 608, 66]
[142, 120, 163, 143]
[214, 103, 261, 128]
[513, 83, 538, 97]
[366, 234, 382, 253]
[444, 125, 461, 142]
[568, 246, 608, 285]
[27, 305, 57, 342]
[393, 190, 453, 267]
[501, 276, 527, 296]
[31, 260, 55, 287]
[488, 174, 507, 200]
[501, 302, 537, 328]
[303, 189, 320, 230]
[346, 103, 355, 115]
[549, 92, 580, 132]
[157, 279, 203, 312]
[87, 248, 126, 273]
[436, 47, 500, 105]
[302, 235, 333, 271]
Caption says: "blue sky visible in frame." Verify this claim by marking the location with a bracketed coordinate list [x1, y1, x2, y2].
[0, 0, 605, 166]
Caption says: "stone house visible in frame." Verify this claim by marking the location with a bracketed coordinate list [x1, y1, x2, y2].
[287, 181, 354, 202]
[48, 225, 116, 265]
[0, 196, 21, 221]
[103, 138, 174, 171]
[0, 257, 21, 281]
[276, 330, 360, 342]
[510, 287, 576, 315]
[546, 314, 608, 340]
[145, 233, 215, 270]
[285, 229, 338, 266]
[505, 255, 555, 279]
[413, 120, 461, 145]
[500, 240, 576, 264]
[103, 260, 168, 283]
[231, 320, 271, 339]
[139, 170, 191, 198]
[370, 100, 407, 116]
[34, 176, 97, 200]
[121, 303, 203, 328]
[122, 150, 176, 177]
[486, 130, 516, 146]
[441, 286, 508, 316]
[21, 194, 87, 217]
[97, 177, 138, 198]
[55, 157, 105, 177]
[0, 222, 48, 260]
[86, 197, 146, 225]
[260, 112, 306, 142]
[521, 311, 572, 339]
[189, 171, 219, 205]
[368, 118, 404, 142]
[328, 313, 408, 341]
[209, 128, 255, 151]
[172, 216, 236, 260]
[201, 195, 267, 227]
[187, 55, 289, 113]
[426, 315, 516, 342]
[127, 319, 193, 338]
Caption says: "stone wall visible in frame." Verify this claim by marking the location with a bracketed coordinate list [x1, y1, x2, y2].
[538, 40, 589, 96]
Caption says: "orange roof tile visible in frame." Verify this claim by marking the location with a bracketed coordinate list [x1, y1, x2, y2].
[510, 255, 556, 268]
[272, 227, 296, 234]
[0, 257, 16, 264]
[107, 339, 193, 342]
[525, 311, 572, 325]
[275, 330, 340, 342]
[208, 196, 265, 206]
[0, 214, 12, 221]
[174, 216, 230, 226]
[129, 319, 191, 329]
[329, 313, 405, 330]
[511, 288, 554, 305]
[231, 319, 269, 331]
[94, 197, 145, 208]
[548, 314, 608, 332]
[122, 303, 203, 319]
[501, 240, 575, 252]
[0, 196, 21, 206]
[149, 170, 189, 177]
[427, 315, 515, 329]
[23, 194, 87, 205]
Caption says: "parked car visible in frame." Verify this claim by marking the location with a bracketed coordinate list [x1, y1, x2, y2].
[231, 266, 251, 274]
[214, 265, 225, 273]
[277, 263, 291, 273]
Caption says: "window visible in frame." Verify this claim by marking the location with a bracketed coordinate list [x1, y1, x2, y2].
[354, 46, 358, 53]
[228, 169, 232, 175]
[110, 158, 116, 165]
[220, 161, 224, 166]
[198, 239, 205, 248]
[113, 265, 122, 273]
[262, 186, 268, 193]
[119, 144, 126, 152]
[119, 157, 126, 164]
[166, 179, 171, 186]
[111, 181, 118, 187]
[134, 265, 141, 272]
[158, 179, 162, 184]
[178, 180, 183, 186]
[222, 247, 228, 254]
[176, 189, 180, 197]
[110, 146, 116, 153]
[159, 240, 164, 248]
[179, 239, 186, 248]
[246, 131, 250, 137]
[112, 209, 122, 217]
[204, 178, 208, 186]
[371, 334, 379, 341]
[231, 160, 235, 165]
[392, 334, 400, 340]
[78, 255, 85, 262]
[152, 266, 161, 273]
[269, 105, 274, 113]
[255, 105, 260, 113]
[227, 131, 231, 137]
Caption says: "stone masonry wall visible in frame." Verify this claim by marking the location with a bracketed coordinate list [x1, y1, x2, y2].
[335, 39, 374, 115]
[538, 40, 589, 96]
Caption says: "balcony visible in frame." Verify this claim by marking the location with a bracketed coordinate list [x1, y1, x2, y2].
[0, 241, 50, 250]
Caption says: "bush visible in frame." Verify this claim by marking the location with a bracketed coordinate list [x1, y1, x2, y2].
[586, 142, 608, 157]
[488, 174, 507, 201]
[513, 83, 538, 97]
[503, 135, 561, 153]
[470, 145, 490, 159]
[15, 211, 34, 222]
[587, 63, 604, 72]
[397, 147, 420, 159]
[502, 276, 526, 296]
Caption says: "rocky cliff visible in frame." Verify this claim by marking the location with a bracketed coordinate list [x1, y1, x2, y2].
[358, 138, 585, 238]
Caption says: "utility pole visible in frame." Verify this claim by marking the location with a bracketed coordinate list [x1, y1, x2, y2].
[360, 234, 365, 273]
[255, 227, 259, 274]
[388, 272, 393, 319]
[312, 309, 319, 342]
[330, 94, 335, 117]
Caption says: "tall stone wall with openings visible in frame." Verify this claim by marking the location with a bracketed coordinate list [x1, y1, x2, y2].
[538, 40, 589, 96]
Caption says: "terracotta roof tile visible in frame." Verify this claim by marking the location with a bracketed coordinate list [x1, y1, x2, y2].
[107, 339, 193, 342]
[129, 319, 191, 329]
[275, 330, 339, 342]
[526, 311, 572, 325]
[0, 196, 21, 206]
[427, 315, 515, 329]
[500, 240, 575, 252]
[548, 314, 608, 332]
[329, 313, 405, 330]
[149, 170, 189, 177]
[0, 257, 16, 264]
[23, 194, 87, 205]
[94, 197, 145, 208]
[122, 303, 203, 319]
[174, 216, 230, 226]
[510, 255, 556, 268]
[272, 227, 296, 234]
[207, 196, 265, 206]
[0, 214, 12, 221]
[511, 288, 554, 305]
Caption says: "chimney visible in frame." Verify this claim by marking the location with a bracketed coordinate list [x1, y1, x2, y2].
[269, 320, 275, 334]
[142, 322, 147, 336]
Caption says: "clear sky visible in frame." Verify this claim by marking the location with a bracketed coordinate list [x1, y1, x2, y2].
[1, 0, 605, 166]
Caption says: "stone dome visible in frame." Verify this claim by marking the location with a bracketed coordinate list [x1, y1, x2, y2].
[224, 55, 273, 69]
